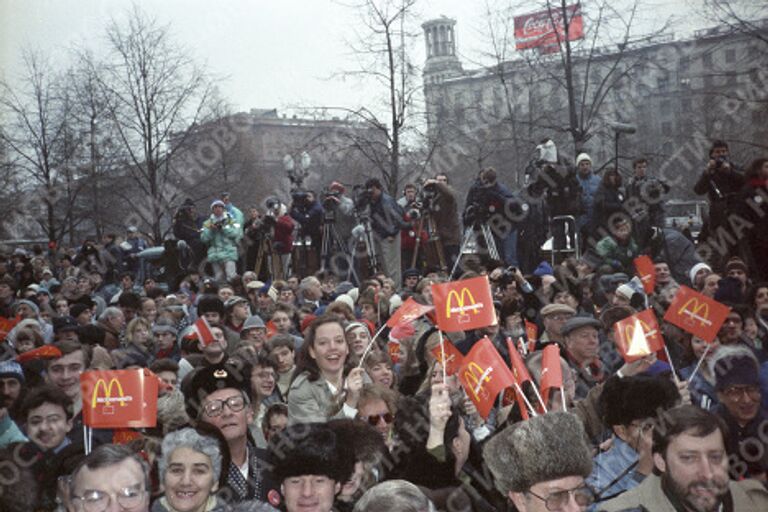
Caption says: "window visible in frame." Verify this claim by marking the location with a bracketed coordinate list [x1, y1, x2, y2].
[725, 49, 736, 63]
[661, 121, 673, 136]
[661, 99, 671, 112]
[682, 98, 692, 111]
[657, 76, 669, 91]
[678, 56, 690, 72]
[702, 52, 713, 67]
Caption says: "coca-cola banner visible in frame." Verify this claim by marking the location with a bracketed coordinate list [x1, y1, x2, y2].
[514, 3, 585, 51]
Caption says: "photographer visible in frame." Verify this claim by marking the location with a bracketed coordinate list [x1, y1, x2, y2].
[172, 198, 205, 266]
[289, 189, 324, 250]
[528, 162, 583, 255]
[245, 200, 295, 279]
[625, 158, 669, 242]
[364, 178, 408, 287]
[694, 140, 744, 253]
[464, 168, 524, 266]
[422, 174, 460, 268]
[201, 199, 243, 283]
[321, 181, 356, 237]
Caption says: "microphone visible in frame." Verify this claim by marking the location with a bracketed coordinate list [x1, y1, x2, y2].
[609, 122, 637, 134]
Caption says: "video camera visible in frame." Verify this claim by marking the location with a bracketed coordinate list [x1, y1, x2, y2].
[321, 187, 342, 209]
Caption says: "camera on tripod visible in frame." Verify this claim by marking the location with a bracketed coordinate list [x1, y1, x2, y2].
[352, 185, 373, 210]
[322, 187, 342, 209]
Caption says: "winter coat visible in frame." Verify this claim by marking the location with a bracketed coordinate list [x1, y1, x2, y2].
[597, 473, 768, 511]
[592, 183, 625, 233]
[200, 214, 242, 263]
[286, 372, 350, 425]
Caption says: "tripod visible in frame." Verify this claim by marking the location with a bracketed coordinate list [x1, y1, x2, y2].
[354, 208, 380, 277]
[411, 211, 446, 271]
[321, 209, 359, 284]
[450, 222, 501, 278]
[254, 231, 283, 281]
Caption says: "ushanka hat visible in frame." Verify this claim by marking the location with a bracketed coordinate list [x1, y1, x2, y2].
[182, 362, 252, 419]
[269, 423, 355, 484]
[483, 412, 592, 494]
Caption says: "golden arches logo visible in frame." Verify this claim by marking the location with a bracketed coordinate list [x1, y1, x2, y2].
[463, 362, 492, 401]
[623, 319, 656, 344]
[623, 319, 658, 357]
[678, 298, 712, 326]
[445, 288, 482, 319]
[91, 378, 131, 411]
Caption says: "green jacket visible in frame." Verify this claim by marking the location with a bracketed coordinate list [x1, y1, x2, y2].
[200, 214, 242, 263]
[595, 236, 640, 273]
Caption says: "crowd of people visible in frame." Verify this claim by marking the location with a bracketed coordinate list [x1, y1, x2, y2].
[0, 140, 767, 512]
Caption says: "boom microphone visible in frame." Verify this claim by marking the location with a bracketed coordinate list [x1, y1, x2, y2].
[609, 122, 637, 134]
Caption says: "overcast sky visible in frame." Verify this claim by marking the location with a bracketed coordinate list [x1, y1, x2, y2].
[1, 0, 709, 115]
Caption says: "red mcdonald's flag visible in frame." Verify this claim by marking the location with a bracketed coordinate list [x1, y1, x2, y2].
[80, 369, 158, 429]
[386, 297, 434, 328]
[664, 286, 730, 343]
[194, 317, 216, 346]
[524, 319, 538, 343]
[634, 255, 656, 294]
[458, 337, 515, 419]
[430, 338, 464, 376]
[613, 309, 665, 363]
[506, 338, 532, 385]
[540, 344, 563, 404]
[432, 276, 497, 332]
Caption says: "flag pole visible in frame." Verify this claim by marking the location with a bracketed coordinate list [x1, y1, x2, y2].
[438, 330, 447, 384]
[663, 345, 680, 385]
[357, 324, 388, 368]
[686, 344, 711, 383]
[518, 336, 527, 356]
[530, 381, 548, 413]
[560, 386, 567, 412]
[514, 382, 537, 417]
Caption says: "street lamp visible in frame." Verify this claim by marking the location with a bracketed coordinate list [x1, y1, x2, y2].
[282, 151, 311, 190]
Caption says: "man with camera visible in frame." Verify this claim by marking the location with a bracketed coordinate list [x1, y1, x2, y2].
[694, 140, 744, 255]
[201, 199, 243, 283]
[245, 199, 294, 280]
[289, 189, 324, 249]
[625, 158, 669, 244]
[364, 178, 408, 287]
[422, 174, 460, 269]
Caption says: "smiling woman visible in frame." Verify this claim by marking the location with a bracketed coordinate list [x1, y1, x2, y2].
[153, 426, 231, 512]
[287, 315, 366, 424]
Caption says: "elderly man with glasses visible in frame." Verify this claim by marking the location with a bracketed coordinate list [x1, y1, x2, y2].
[68, 444, 150, 512]
[484, 411, 595, 512]
[183, 362, 278, 503]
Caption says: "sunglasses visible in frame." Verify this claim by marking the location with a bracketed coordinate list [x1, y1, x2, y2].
[360, 412, 394, 426]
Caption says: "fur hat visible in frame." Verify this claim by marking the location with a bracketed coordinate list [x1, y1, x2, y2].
[599, 375, 680, 427]
[197, 295, 225, 317]
[483, 412, 592, 494]
[269, 423, 355, 484]
[182, 361, 252, 419]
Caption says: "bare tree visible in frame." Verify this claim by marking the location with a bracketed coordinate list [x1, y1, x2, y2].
[337, 0, 423, 195]
[87, 5, 215, 243]
[0, 50, 82, 243]
[704, 0, 768, 45]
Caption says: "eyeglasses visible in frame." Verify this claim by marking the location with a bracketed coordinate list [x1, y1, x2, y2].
[629, 420, 655, 433]
[202, 395, 247, 417]
[722, 385, 760, 402]
[71, 486, 146, 512]
[527, 484, 594, 511]
[360, 412, 394, 426]
[547, 314, 572, 322]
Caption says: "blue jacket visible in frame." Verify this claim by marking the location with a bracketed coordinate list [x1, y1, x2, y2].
[587, 436, 644, 503]
[577, 173, 601, 230]
[370, 193, 407, 238]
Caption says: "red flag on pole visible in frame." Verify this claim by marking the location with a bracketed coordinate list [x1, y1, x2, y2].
[634, 255, 656, 294]
[432, 276, 497, 332]
[386, 297, 434, 328]
[194, 317, 216, 346]
[506, 338, 532, 385]
[613, 309, 665, 363]
[430, 338, 464, 376]
[540, 344, 563, 404]
[458, 337, 515, 419]
[80, 369, 158, 428]
[663, 286, 730, 343]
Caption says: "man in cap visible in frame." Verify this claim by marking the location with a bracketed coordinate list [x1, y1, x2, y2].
[588, 375, 681, 500]
[201, 199, 242, 283]
[153, 321, 179, 361]
[537, 303, 577, 349]
[52, 316, 80, 343]
[269, 422, 355, 512]
[484, 411, 594, 511]
[598, 405, 768, 511]
[575, 153, 601, 236]
[223, 295, 251, 352]
[183, 362, 276, 503]
[197, 294, 226, 326]
[710, 346, 767, 480]
[0, 360, 25, 428]
[240, 315, 268, 353]
[561, 316, 606, 399]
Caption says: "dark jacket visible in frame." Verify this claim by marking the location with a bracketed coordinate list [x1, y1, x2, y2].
[370, 192, 408, 238]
